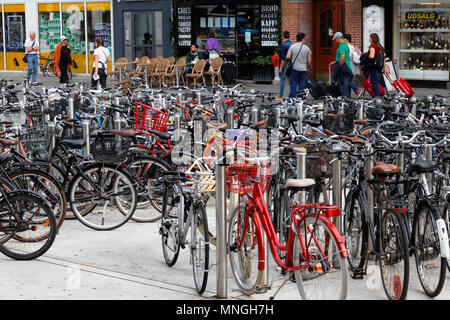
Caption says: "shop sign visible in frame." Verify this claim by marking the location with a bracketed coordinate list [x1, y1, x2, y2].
[406, 12, 437, 20]
[178, 5, 191, 47]
[261, 4, 278, 47]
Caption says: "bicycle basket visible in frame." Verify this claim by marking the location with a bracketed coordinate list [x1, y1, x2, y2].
[322, 111, 355, 135]
[19, 126, 52, 158]
[226, 162, 272, 194]
[90, 132, 131, 163]
[135, 102, 170, 136]
[302, 144, 334, 179]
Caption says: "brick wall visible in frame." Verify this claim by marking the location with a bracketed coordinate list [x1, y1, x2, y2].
[281, 0, 362, 49]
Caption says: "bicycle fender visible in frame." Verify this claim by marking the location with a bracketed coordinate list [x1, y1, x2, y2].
[250, 210, 266, 271]
[1, 189, 52, 209]
[305, 213, 348, 258]
[436, 219, 450, 259]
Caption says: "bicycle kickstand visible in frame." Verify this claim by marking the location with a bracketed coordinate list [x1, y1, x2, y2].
[268, 272, 292, 300]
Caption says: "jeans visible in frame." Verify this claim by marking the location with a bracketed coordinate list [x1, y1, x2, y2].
[289, 70, 306, 99]
[349, 78, 359, 95]
[26, 54, 39, 83]
[279, 72, 288, 97]
[338, 73, 352, 99]
[91, 68, 107, 89]
[369, 68, 381, 97]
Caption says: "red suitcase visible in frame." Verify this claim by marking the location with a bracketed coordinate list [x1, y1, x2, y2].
[391, 77, 414, 97]
[362, 78, 386, 97]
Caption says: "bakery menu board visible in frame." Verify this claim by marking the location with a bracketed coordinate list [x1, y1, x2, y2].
[178, 5, 192, 47]
[261, 5, 279, 47]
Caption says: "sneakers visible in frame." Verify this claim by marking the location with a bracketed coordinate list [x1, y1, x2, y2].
[276, 96, 283, 100]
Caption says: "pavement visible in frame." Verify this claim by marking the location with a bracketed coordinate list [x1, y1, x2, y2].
[0, 71, 449, 301]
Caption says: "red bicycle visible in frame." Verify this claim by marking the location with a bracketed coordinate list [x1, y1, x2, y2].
[226, 146, 349, 299]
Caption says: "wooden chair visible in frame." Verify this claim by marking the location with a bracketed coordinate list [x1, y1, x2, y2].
[164, 57, 187, 87]
[127, 56, 150, 79]
[185, 59, 206, 88]
[110, 57, 128, 82]
[150, 58, 169, 88]
[167, 56, 175, 65]
[202, 57, 223, 88]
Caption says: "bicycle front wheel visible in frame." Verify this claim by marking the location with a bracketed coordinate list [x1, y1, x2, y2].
[69, 164, 137, 231]
[379, 210, 409, 300]
[0, 192, 57, 260]
[160, 184, 181, 266]
[228, 203, 264, 295]
[293, 214, 348, 300]
[413, 204, 447, 298]
[190, 203, 209, 294]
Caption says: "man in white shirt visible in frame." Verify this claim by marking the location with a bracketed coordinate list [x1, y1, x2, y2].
[24, 31, 40, 83]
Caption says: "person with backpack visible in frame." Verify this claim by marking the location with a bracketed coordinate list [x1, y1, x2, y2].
[367, 33, 384, 98]
[277, 31, 293, 99]
[285, 32, 312, 99]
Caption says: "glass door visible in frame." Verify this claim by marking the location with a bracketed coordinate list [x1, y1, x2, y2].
[124, 11, 163, 61]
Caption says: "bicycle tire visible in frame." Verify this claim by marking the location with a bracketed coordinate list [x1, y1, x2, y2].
[9, 169, 67, 232]
[343, 190, 369, 271]
[293, 214, 348, 300]
[47, 61, 57, 78]
[191, 202, 209, 294]
[443, 199, 450, 272]
[379, 210, 410, 300]
[122, 155, 171, 222]
[413, 203, 447, 298]
[228, 203, 264, 295]
[0, 192, 57, 260]
[160, 183, 181, 266]
[69, 164, 137, 231]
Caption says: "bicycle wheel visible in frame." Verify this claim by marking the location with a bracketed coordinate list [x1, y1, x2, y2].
[228, 203, 264, 295]
[379, 210, 409, 300]
[443, 199, 450, 272]
[68, 66, 73, 80]
[293, 214, 348, 300]
[0, 192, 57, 260]
[190, 203, 209, 294]
[343, 191, 369, 270]
[47, 61, 57, 77]
[9, 169, 66, 232]
[160, 184, 181, 266]
[69, 164, 137, 231]
[413, 203, 447, 297]
[123, 156, 170, 222]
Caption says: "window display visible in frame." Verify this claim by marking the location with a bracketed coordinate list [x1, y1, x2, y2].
[87, 2, 112, 73]
[39, 3, 61, 55]
[62, 2, 86, 74]
[5, 4, 25, 70]
[398, 0, 449, 80]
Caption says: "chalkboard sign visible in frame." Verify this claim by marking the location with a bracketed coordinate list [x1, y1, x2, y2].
[261, 5, 279, 47]
[178, 5, 192, 47]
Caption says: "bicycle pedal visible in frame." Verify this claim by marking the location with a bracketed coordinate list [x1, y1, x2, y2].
[351, 269, 365, 280]
[255, 285, 269, 294]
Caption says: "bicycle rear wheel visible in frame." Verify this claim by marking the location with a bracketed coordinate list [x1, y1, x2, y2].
[228, 203, 264, 295]
[0, 192, 57, 260]
[190, 203, 209, 294]
[379, 210, 409, 300]
[413, 204, 447, 297]
[293, 214, 348, 300]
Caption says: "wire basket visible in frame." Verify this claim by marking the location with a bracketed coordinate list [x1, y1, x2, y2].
[135, 102, 170, 136]
[322, 111, 355, 135]
[90, 133, 131, 163]
[226, 163, 272, 194]
[19, 125, 52, 157]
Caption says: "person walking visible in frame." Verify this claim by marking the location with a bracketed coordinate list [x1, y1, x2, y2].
[344, 34, 361, 96]
[277, 31, 293, 99]
[205, 32, 221, 63]
[91, 37, 111, 89]
[332, 32, 353, 99]
[285, 32, 312, 99]
[24, 31, 40, 84]
[54, 36, 72, 84]
[367, 33, 384, 98]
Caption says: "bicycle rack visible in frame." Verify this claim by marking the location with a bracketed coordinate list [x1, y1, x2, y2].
[296, 149, 307, 204]
[215, 152, 227, 299]
[332, 150, 342, 233]
[226, 108, 234, 129]
[365, 146, 375, 252]
[82, 120, 90, 156]
[68, 97, 74, 136]
[424, 137, 433, 192]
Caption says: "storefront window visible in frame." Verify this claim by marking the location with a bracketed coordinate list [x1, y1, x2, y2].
[0, 7, 4, 70]
[87, 2, 112, 73]
[5, 4, 25, 70]
[398, 0, 449, 81]
[62, 2, 86, 74]
[39, 3, 61, 58]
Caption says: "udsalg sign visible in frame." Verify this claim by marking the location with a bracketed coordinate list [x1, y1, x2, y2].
[406, 12, 438, 20]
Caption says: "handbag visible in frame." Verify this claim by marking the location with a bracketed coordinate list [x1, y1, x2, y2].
[283, 44, 303, 78]
[23, 40, 35, 64]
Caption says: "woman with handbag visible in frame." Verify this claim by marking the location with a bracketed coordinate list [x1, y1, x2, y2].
[91, 37, 111, 89]
[367, 33, 385, 98]
[285, 33, 312, 99]
[54, 36, 73, 84]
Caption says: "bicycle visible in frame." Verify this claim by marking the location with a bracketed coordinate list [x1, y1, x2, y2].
[22, 52, 72, 80]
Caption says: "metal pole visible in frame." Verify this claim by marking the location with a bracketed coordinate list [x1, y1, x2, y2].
[366, 148, 374, 251]
[226, 108, 234, 129]
[48, 123, 56, 155]
[173, 113, 181, 142]
[332, 154, 342, 232]
[296, 103, 303, 135]
[274, 106, 281, 128]
[175, 65, 179, 88]
[425, 137, 433, 192]
[82, 120, 90, 156]
[68, 97, 74, 136]
[296, 149, 307, 203]
[215, 162, 227, 299]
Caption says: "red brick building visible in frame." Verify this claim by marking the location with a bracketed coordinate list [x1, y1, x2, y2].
[281, 0, 363, 80]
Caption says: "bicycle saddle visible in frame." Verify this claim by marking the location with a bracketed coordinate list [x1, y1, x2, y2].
[111, 130, 136, 138]
[207, 122, 228, 131]
[411, 159, 437, 174]
[0, 138, 18, 146]
[372, 162, 400, 175]
[0, 153, 14, 165]
[284, 179, 316, 190]
[60, 139, 85, 149]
